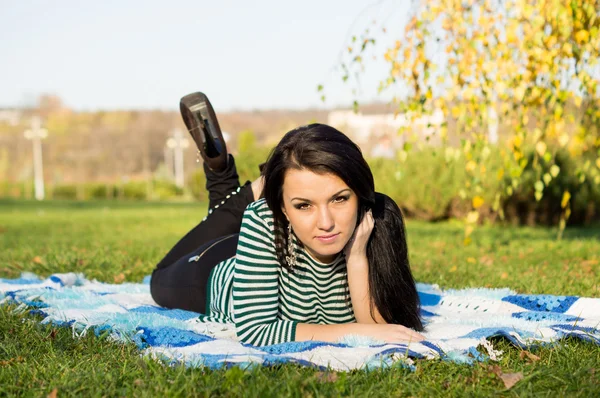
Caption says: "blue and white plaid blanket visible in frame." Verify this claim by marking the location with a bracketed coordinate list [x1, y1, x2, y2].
[1, 273, 599, 371]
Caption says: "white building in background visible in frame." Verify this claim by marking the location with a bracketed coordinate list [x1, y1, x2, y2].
[327, 109, 445, 156]
[0, 109, 22, 126]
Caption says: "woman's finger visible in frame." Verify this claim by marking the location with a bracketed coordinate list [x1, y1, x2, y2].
[395, 333, 424, 343]
[394, 327, 425, 342]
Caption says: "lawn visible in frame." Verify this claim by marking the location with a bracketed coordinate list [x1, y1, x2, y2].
[0, 199, 599, 396]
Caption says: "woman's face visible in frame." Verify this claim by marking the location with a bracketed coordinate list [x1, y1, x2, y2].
[281, 168, 358, 263]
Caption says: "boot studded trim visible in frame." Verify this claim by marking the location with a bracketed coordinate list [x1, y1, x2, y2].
[201, 186, 243, 223]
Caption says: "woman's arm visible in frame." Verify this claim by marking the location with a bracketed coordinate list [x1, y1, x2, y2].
[233, 202, 298, 346]
[296, 322, 424, 343]
[346, 255, 386, 324]
[343, 210, 386, 324]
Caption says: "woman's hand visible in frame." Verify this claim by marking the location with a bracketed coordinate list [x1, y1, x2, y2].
[343, 209, 374, 260]
[361, 323, 426, 343]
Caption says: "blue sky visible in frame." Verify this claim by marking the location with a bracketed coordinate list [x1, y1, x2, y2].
[0, 0, 410, 111]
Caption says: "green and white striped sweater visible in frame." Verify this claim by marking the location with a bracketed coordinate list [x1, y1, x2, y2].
[198, 198, 356, 346]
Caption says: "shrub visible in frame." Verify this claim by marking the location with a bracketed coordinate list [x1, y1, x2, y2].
[368, 146, 599, 226]
[152, 180, 184, 200]
[502, 148, 600, 226]
[52, 184, 78, 200]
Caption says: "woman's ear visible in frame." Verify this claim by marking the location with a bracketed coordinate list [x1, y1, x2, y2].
[281, 205, 290, 221]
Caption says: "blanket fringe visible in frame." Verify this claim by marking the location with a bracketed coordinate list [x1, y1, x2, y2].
[479, 338, 503, 361]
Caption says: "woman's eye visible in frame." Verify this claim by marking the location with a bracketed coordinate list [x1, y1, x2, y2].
[333, 196, 349, 203]
[294, 203, 310, 210]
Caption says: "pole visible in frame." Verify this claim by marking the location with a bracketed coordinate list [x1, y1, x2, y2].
[24, 117, 48, 200]
[164, 146, 174, 178]
[166, 128, 189, 188]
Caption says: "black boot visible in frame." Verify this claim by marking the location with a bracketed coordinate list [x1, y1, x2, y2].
[180, 92, 228, 171]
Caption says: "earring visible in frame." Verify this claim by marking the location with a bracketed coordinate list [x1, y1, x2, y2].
[285, 223, 297, 268]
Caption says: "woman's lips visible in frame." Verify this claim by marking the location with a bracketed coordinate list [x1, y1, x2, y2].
[316, 233, 340, 243]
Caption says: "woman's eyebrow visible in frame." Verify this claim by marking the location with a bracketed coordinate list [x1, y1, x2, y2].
[290, 189, 352, 202]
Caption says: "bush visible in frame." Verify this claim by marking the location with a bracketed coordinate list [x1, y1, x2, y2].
[0, 181, 34, 199]
[368, 146, 599, 226]
[120, 181, 147, 200]
[188, 170, 208, 201]
[85, 183, 117, 199]
[502, 148, 600, 226]
[52, 184, 78, 200]
[368, 148, 501, 221]
[151, 180, 184, 200]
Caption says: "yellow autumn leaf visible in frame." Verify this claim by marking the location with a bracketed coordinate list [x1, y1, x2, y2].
[559, 134, 569, 147]
[449, 265, 458, 272]
[467, 257, 476, 264]
[465, 224, 474, 236]
[561, 191, 571, 208]
[543, 173, 552, 185]
[550, 165, 560, 177]
[513, 136, 523, 148]
[596, 158, 600, 169]
[472, 196, 485, 209]
[465, 160, 477, 172]
[497, 168, 505, 180]
[466, 211, 479, 224]
[535, 141, 547, 156]
[575, 30, 589, 44]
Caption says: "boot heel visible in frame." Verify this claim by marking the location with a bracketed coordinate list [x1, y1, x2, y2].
[180, 92, 228, 171]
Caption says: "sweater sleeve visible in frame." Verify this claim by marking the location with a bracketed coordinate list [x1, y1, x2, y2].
[232, 201, 298, 346]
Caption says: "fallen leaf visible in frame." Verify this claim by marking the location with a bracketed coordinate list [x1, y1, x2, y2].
[581, 259, 598, 266]
[501, 272, 508, 279]
[499, 372, 523, 389]
[519, 350, 540, 362]
[315, 371, 339, 383]
[488, 365, 523, 389]
[467, 257, 476, 264]
[32, 256, 43, 264]
[47, 388, 58, 398]
[449, 265, 458, 272]
[134, 379, 144, 386]
[479, 256, 494, 266]
[113, 273, 125, 283]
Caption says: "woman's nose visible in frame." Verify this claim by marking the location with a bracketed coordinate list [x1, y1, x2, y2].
[316, 207, 335, 231]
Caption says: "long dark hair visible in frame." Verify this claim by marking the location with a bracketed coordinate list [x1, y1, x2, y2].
[261, 123, 423, 331]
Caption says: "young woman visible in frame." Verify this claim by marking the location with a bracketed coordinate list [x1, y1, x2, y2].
[150, 93, 424, 346]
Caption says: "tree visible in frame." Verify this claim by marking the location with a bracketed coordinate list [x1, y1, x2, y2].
[333, 0, 600, 240]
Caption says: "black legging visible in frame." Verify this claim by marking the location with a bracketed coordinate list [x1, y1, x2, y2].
[150, 155, 255, 313]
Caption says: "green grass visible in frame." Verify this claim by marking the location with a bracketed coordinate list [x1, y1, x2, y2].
[1, 198, 599, 397]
